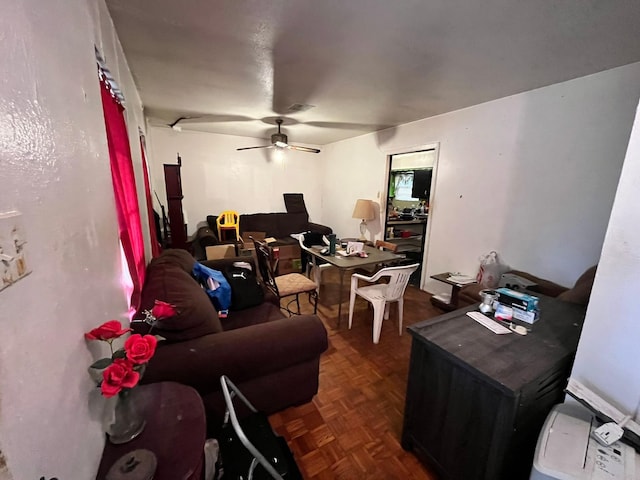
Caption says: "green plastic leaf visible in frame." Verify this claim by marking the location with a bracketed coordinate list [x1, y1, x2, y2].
[112, 348, 126, 359]
[154, 334, 166, 342]
[89, 358, 112, 369]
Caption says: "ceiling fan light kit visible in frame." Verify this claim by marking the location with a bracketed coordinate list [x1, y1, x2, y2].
[237, 118, 321, 154]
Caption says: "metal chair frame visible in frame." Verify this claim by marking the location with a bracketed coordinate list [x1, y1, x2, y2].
[220, 375, 284, 480]
[252, 237, 318, 316]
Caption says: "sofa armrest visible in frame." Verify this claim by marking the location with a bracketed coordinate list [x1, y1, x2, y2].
[141, 315, 328, 394]
[308, 222, 332, 235]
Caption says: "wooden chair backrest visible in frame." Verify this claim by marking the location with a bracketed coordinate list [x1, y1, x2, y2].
[375, 239, 398, 253]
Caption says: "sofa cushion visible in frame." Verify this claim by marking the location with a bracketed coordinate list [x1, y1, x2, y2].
[137, 261, 223, 341]
[150, 248, 197, 274]
[277, 212, 308, 237]
[239, 212, 309, 239]
[557, 265, 597, 305]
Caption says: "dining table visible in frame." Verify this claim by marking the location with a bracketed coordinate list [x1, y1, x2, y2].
[306, 244, 404, 326]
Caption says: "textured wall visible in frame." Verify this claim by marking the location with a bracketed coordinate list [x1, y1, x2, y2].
[146, 127, 324, 234]
[0, 0, 144, 478]
[571, 101, 640, 415]
[321, 62, 640, 291]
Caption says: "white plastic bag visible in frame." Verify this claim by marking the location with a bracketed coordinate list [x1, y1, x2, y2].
[476, 251, 508, 288]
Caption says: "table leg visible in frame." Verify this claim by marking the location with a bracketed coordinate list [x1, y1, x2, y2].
[450, 285, 461, 309]
[337, 268, 347, 327]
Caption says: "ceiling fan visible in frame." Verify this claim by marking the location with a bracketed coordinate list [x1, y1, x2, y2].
[236, 119, 320, 154]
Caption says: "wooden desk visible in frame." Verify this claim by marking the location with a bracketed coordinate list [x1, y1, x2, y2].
[401, 297, 587, 480]
[96, 382, 206, 480]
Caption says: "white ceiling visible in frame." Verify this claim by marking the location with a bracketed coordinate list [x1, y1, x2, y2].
[106, 0, 640, 146]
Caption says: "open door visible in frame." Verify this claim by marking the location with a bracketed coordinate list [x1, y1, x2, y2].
[384, 148, 438, 287]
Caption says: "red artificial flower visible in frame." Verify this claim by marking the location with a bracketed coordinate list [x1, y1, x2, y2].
[101, 358, 139, 397]
[124, 334, 158, 364]
[85, 320, 131, 341]
[150, 300, 176, 319]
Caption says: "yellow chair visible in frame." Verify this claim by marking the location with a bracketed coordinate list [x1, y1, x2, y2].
[216, 210, 240, 241]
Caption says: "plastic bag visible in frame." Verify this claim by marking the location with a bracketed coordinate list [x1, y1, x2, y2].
[476, 251, 508, 288]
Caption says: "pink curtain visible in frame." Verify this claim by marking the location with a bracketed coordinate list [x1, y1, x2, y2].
[139, 135, 161, 258]
[100, 77, 146, 310]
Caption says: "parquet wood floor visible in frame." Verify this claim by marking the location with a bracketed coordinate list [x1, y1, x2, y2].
[269, 269, 444, 479]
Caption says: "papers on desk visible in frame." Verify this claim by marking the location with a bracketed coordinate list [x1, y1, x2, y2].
[447, 274, 476, 285]
[337, 241, 365, 257]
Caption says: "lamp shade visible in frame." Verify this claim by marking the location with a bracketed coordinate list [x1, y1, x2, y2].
[352, 199, 374, 221]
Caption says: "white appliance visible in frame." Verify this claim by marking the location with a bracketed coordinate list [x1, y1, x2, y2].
[530, 403, 640, 480]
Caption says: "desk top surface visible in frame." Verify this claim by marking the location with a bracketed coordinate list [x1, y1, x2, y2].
[408, 297, 587, 392]
[307, 245, 402, 269]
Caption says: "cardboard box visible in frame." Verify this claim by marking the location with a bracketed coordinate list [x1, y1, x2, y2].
[277, 259, 296, 275]
[241, 231, 266, 245]
[205, 244, 236, 260]
[496, 288, 539, 312]
[277, 244, 301, 260]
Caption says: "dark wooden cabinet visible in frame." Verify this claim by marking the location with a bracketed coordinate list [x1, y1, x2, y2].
[401, 297, 587, 480]
[411, 169, 432, 199]
[163, 160, 187, 249]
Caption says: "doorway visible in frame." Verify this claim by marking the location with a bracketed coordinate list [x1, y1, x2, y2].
[384, 148, 437, 287]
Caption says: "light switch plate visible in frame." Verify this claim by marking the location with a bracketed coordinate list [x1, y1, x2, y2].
[0, 211, 30, 291]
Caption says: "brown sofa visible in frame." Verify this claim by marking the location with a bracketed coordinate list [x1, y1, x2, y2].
[457, 265, 597, 307]
[132, 249, 328, 434]
[208, 212, 332, 245]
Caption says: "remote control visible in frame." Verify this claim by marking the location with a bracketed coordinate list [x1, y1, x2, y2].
[466, 311, 512, 334]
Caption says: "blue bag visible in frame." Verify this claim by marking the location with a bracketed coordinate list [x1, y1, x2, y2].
[192, 262, 232, 317]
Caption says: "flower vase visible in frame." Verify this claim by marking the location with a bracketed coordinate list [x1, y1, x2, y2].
[104, 388, 146, 444]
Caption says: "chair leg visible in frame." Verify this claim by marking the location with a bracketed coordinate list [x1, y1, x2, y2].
[313, 266, 321, 294]
[384, 303, 390, 320]
[398, 299, 404, 336]
[348, 289, 357, 329]
[372, 302, 385, 344]
[296, 294, 301, 314]
[309, 290, 318, 314]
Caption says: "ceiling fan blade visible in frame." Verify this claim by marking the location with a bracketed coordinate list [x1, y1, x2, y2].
[288, 144, 321, 154]
[236, 145, 274, 151]
[178, 114, 255, 125]
[304, 121, 391, 131]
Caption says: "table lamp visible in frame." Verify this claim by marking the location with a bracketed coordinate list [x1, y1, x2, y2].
[352, 199, 374, 239]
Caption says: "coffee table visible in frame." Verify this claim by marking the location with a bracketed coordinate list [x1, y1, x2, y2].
[306, 244, 403, 326]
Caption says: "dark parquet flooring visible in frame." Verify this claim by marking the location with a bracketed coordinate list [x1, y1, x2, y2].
[269, 269, 444, 479]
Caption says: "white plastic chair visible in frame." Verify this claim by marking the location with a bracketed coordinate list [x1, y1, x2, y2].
[348, 263, 419, 344]
[298, 233, 333, 294]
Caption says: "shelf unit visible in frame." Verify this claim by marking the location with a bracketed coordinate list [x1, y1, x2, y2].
[384, 217, 427, 285]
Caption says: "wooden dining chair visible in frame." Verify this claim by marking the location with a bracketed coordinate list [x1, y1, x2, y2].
[252, 238, 318, 316]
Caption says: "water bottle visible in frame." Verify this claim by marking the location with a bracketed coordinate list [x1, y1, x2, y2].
[328, 234, 337, 255]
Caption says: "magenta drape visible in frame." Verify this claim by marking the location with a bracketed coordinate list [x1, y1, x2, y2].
[140, 136, 161, 258]
[100, 78, 146, 310]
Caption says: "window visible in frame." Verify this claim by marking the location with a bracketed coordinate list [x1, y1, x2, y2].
[393, 172, 419, 201]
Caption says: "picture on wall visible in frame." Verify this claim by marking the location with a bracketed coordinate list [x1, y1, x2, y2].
[0, 211, 30, 291]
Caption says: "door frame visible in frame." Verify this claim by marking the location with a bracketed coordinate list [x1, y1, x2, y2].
[383, 142, 440, 291]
